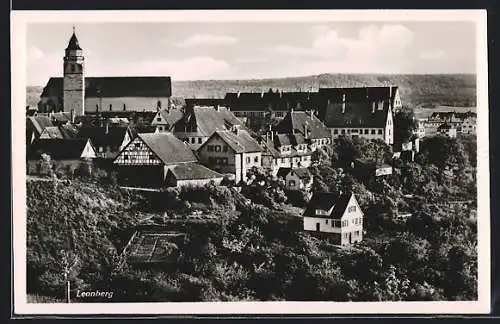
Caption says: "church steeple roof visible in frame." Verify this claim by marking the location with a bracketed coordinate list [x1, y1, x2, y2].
[66, 27, 82, 50]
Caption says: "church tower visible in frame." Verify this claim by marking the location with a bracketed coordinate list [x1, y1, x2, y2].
[63, 27, 85, 117]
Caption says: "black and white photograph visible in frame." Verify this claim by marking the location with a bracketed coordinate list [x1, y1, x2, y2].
[12, 10, 490, 315]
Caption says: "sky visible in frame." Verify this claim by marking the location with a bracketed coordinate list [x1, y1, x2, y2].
[26, 21, 477, 86]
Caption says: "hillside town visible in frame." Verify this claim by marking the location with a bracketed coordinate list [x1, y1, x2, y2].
[26, 29, 478, 303]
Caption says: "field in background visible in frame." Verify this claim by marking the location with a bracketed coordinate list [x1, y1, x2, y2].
[414, 106, 477, 120]
[26, 73, 476, 109]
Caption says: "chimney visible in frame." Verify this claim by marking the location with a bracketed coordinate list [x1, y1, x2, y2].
[372, 102, 376, 114]
[310, 110, 313, 120]
[304, 123, 309, 139]
[70, 109, 75, 124]
[105, 122, 109, 135]
[270, 130, 275, 143]
[341, 93, 346, 114]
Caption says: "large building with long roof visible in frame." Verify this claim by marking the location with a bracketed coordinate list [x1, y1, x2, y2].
[37, 28, 172, 117]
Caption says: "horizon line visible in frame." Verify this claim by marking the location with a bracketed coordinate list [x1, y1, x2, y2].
[27, 72, 477, 88]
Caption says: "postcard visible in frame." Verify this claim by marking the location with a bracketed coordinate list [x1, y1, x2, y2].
[11, 9, 490, 315]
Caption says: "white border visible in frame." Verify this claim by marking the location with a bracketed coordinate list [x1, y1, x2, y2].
[11, 10, 490, 315]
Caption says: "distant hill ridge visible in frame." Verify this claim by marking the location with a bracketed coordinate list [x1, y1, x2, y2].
[26, 73, 476, 108]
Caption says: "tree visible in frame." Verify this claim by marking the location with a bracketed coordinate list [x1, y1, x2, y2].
[331, 136, 363, 167]
[420, 136, 469, 170]
[394, 108, 418, 143]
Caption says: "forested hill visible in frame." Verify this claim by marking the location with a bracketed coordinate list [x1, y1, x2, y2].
[26, 73, 476, 108]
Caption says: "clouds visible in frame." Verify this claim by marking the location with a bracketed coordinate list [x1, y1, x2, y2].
[176, 34, 237, 47]
[26, 22, 476, 85]
[264, 24, 415, 74]
[28, 46, 44, 60]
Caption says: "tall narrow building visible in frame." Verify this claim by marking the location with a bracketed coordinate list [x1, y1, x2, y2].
[63, 27, 85, 117]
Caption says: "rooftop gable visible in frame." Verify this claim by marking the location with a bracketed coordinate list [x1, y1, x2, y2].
[137, 132, 197, 165]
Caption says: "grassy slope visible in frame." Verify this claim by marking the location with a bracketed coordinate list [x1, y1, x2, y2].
[26, 74, 476, 108]
[26, 179, 141, 296]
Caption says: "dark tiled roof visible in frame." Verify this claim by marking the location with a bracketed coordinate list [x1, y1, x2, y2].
[40, 124, 79, 139]
[318, 86, 398, 104]
[66, 32, 82, 50]
[274, 133, 307, 147]
[275, 111, 330, 139]
[27, 116, 53, 135]
[276, 167, 292, 179]
[278, 167, 312, 181]
[158, 109, 184, 126]
[77, 125, 131, 147]
[205, 129, 262, 154]
[138, 133, 197, 165]
[130, 125, 157, 136]
[41, 76, 172, 98]
[316, 87, 395, 128]
[173, 106, 244, 137]
[291, 167, 312, 180]
[185, 98, 226, 107]
[225, 90, 315, 112]
[321, 101, 389, 128]
[167, 162, 223, 180]
[303, 192, 353, 219]
[27, 138, 93, 160]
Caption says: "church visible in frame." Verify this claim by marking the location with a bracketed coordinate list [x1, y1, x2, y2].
[37, 28, 172, 116]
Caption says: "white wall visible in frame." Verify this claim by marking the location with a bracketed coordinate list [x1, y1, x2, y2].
[241, 152, 262, 183]
[303, 216, 342, 233]
[85, 97, 171, 113]
[330, 128, 386, 142]
[177, 177, 224, 187]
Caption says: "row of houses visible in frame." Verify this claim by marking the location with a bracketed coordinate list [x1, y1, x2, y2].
[186, 86, 400, 146]
[419, 110, 477, 138]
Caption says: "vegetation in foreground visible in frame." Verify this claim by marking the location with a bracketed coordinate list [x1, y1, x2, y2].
[27, 127, 478, 302]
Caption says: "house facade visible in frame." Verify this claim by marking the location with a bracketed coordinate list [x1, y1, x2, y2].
[316, 86, 398, 145]
[438, 123, 458, 138]
[113, 132, 220, 188]
[151, 108, 183, 133]
[77, 125, 133, 160]
[303, 192, 364, 246]
[276, 167, 313, 191]
[164, 163, 224, 187]
[274, 110, 332, 151]
[197, 128, 262, 184]
[458, 117, 477, 135]
[260, 132, 314, 175]
[172, 106, 245, 150]
[27, 138, 97, 175]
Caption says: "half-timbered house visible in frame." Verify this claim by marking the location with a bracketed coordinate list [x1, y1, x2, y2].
[113, 132, 221, 188]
